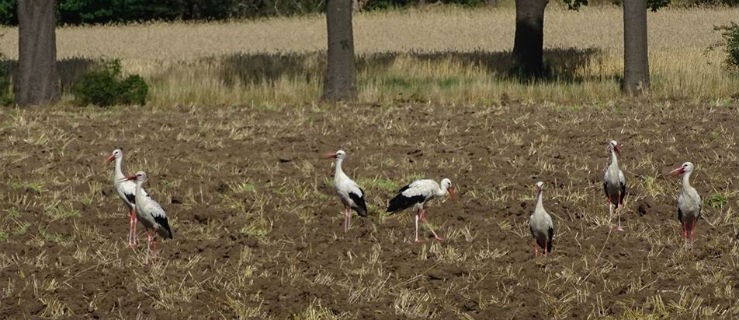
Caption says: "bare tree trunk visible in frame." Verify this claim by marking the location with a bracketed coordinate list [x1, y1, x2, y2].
[322, 0, 356, 102]
[623, 0, 650, 94]
[16, 0, 59, 107]
[512, 0, 548, 78]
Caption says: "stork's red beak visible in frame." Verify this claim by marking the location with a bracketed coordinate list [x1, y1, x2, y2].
[125, 174, 137, 181]
[668, 167, 684, 176]
[105, 154, 115, 165]
[323, 152, 337, 159]
[448, 186, 457, 200]
[614, 144, 621, 155]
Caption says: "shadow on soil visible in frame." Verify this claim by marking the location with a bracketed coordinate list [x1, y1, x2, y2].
[214, 47, 610, 86]
[1, 57, 98, 93]
[0, 48, 610, 103]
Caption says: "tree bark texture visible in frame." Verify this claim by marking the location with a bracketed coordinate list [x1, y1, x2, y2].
[323, 0, 356, 102]
[623, 0, 650, 94]
[512, 0, 548, 78]
[16, 0, 59, 107]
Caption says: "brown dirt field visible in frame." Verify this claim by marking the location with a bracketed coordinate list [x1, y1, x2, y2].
[0, 101, 737, 319]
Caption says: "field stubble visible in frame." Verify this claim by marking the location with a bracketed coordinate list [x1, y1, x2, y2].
[0, 100, 736, 318]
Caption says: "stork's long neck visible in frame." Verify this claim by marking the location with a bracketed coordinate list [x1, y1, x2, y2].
[535, 190, 544, 214]
[334, 158, 345, 180]
[435, 181, 448, 197]
[114, 157, 125, 180]
[609, 150, 619, 167]
[134, 180, 144, 198]
[682, 171, 692, 190]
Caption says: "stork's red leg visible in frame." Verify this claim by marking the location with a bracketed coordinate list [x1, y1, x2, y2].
[128, 209, 133, 247]
[419, 209, 443, 241]
[151, 234, 159, 260]
[533, 241, 538, 257]
[615, 203, 624, 231]
[608, 202, 613, 226]
[132, 211, 138, 246]
[343, 207, 349, 232]
[690, 220, 696, 242]
[414, 211, 423, 243]
[682, 222, 687, 240]
[346, 207, 352, 232]
[128, 209, 137, 248]
[426, 223, 443, 242]
[145, 230, 153, 264]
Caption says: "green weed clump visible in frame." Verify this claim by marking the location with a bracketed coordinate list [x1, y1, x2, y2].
[717, 22, 739, 72]
[0, 53, 12, 106]
[72, 59, 148, 107]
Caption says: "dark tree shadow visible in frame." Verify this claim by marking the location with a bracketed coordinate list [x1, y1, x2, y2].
[0, 48, 610, 103]
[57, 58, 97, 92]
[1, 57, 97, 93]
[220, 53, 322, 86]
[215, 47, 613, 86]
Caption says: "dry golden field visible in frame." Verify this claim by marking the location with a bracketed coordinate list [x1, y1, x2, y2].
[0, 5, 738, 320]
[0, 5, 737, 106]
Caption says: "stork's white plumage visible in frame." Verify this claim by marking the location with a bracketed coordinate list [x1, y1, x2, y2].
[669, 162, 701, 243]
[106, 149, 148, 248]
[325, 150, 368, 232]
[126, 171, 173, 262]
[387, 178, 456, 243]
[529, 181, 554, 257]
[603, 140, 627, 231]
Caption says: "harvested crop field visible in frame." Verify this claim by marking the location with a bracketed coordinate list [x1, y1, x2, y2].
[0, 100, 736, 318]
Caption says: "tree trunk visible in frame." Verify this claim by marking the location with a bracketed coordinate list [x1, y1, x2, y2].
[16, 0, 59, 107]
[322, 0, 356, 102]
[512, 0, 548, 78]
[622, 0, 650, 94]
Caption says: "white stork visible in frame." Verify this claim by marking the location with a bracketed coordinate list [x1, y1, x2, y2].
[386, 178, 456, 243]
[603, 140, 627, 231]
[325, 150, 368, 232]
[668, 162, 701, 243]
[529, 181, 554, 257]
[106, 148, 148, 248]
[125, 171, 173, 261]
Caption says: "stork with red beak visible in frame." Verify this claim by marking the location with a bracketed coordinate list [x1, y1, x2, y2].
[324, 150, 368, 232]
[125, 171, 173, 262]
[603, 140, 627, 231]
[106, 148, 148, 248]
[529, 181, 554, 256]
[386, 178, 456, 243]
[668, 162, 701, 243]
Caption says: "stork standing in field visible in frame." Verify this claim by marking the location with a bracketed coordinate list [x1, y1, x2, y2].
[603, 140, 627, 231]
[668, 162, 701, 243]
[325, 150, 368, 232]
[529, 181, 554, 257]
[126, 171, 173, 261]
[387, 178, 456, 243]
[106, 148, 148, 248]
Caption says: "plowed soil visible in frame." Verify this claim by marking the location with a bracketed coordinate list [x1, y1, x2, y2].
[0, 101, 737, 319]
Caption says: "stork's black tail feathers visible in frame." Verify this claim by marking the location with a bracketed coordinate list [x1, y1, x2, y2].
[154, 216, 174, 239]
[349, 190, 368, 217]
[387, 194, 424, 213]
[547, 226, 554, 253]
